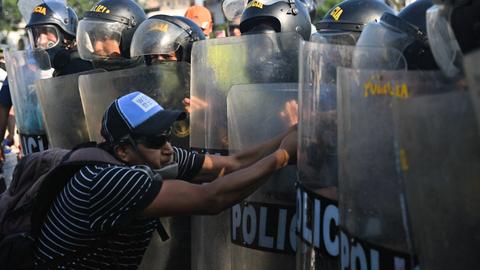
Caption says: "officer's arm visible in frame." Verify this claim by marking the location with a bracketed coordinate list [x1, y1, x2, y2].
[142, 149, 290, 217]
[192, 124, 297, 183]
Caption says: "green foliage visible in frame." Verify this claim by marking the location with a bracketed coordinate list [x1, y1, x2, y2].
[0, 0, 23, 31]
[66, 0, 98, 18]
[0, 0, 97, 32]
[315, 0, 344, 21]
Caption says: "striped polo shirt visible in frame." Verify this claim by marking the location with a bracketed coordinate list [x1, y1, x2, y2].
[34, 147, 204, 269]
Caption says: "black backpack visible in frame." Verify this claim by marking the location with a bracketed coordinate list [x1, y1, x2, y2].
[0, 146, 124, 270]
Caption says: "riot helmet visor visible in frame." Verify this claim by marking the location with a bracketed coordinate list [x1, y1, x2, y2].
[426, 4, 463, 77]
[130, 19, 186, 58]
[245, 0, 288, 5]
[356, 18, 416, 53]
[311, 31, 359, 45]
[27, 25, 61, 49]
[222, 0, 247, 21]
[77, 19, 126, 60]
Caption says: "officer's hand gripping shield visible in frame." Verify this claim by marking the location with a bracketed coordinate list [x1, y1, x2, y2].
[79, 62, 191, 148]
[393, 74, 480, 270]
[4, 49, 53, 155]
[189, 32, 301, 270]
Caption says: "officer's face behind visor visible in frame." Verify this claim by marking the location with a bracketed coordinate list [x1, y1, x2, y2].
[77, 19, 126, 60]
[130, 19, 185, 63]
[27, 25, 60, 50]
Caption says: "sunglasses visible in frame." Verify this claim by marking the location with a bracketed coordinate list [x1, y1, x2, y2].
[132, 134, 171, 149]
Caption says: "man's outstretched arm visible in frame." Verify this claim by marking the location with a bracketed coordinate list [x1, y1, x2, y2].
[142, 131, 296, 217]
[192, 124, 297, 183]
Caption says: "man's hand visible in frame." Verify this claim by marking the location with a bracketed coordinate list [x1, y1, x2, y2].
[183, 97, 209, 114]
[280, 100, 298, 126]
[279, 128, 298, 164]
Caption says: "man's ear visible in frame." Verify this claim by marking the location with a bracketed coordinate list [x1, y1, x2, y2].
[114, 144, 133, 163]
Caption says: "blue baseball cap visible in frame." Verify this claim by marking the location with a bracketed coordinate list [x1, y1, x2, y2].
[101, 91, 186, 143]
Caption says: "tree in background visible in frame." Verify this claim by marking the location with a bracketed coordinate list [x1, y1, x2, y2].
[67, 0, 97, 18]
[315, 0, 405, 21]
[0, 0, 97, 32]
[0, 0, 22, 31]
[316, 0, 343, 19]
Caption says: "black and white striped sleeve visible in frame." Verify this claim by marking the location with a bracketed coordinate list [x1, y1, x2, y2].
[88, 166, 162, 232]
[173, 147, 205, 181]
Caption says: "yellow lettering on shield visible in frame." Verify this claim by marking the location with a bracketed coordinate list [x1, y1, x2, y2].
[363, 76, 410, 99]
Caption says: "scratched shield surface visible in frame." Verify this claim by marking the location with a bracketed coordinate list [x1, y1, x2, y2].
[227, 85, 298, 270]
[4, 49, 52, 155]
[393, 74, 480, 270]
[190, 31, 301, 270]
[336, 69, 447, 270]
[297, 42, 407, 270]
[36, 69, 102, 149]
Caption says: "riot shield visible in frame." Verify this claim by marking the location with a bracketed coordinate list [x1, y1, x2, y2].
[336, 68, 440, 270]
[189, 32, 301, 270]
[393, 79, 480, 270]
[79, 63, 191, 270]
[297, 42, 407, 270]
[190, 32, 300, 155]
[464, 49, 480, 129]
[79, 62, 190, 148]
[4, 49, 52, 155]
[228, 86, 298, 270]
[35, 70, 102, 149]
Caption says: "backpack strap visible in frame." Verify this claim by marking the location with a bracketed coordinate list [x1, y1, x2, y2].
[31, 147, 123, 238]
[132, 165, 170, 241]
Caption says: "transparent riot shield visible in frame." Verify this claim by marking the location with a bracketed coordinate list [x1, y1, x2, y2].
[464, 49, 480, 129]
[190, 32, 301, 155]
[79, 62, 190, 148]
[189, 32, 301, 270]
[228, 86, 298, 270]
[79, 63, 191, 270]
[297, 42, 407, 270]
[337, 68, 442, 270]
[393, 79, 480, 270]
[35, 70, 102, 149]
[4, 49, 52, 155]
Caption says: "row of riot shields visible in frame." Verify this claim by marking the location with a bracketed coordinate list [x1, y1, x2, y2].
[185, 32, 480, 270]
[296, 40, 480, 270]
[190, 32, 301, 270]
[4, 31, 480, 270]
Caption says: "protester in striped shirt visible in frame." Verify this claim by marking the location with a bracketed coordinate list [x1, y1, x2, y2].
[34, 91, 297, 269]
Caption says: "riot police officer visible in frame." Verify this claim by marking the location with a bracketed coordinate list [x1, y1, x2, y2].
[313, 0, 395, 45]
[356, 0, 438, 70]
[77, 0, 147, 70]
[130, 15, 206, 64]
[25, 1, 93, 76]
[240, 0, 312, 40]
[0, 1, 94, 157]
